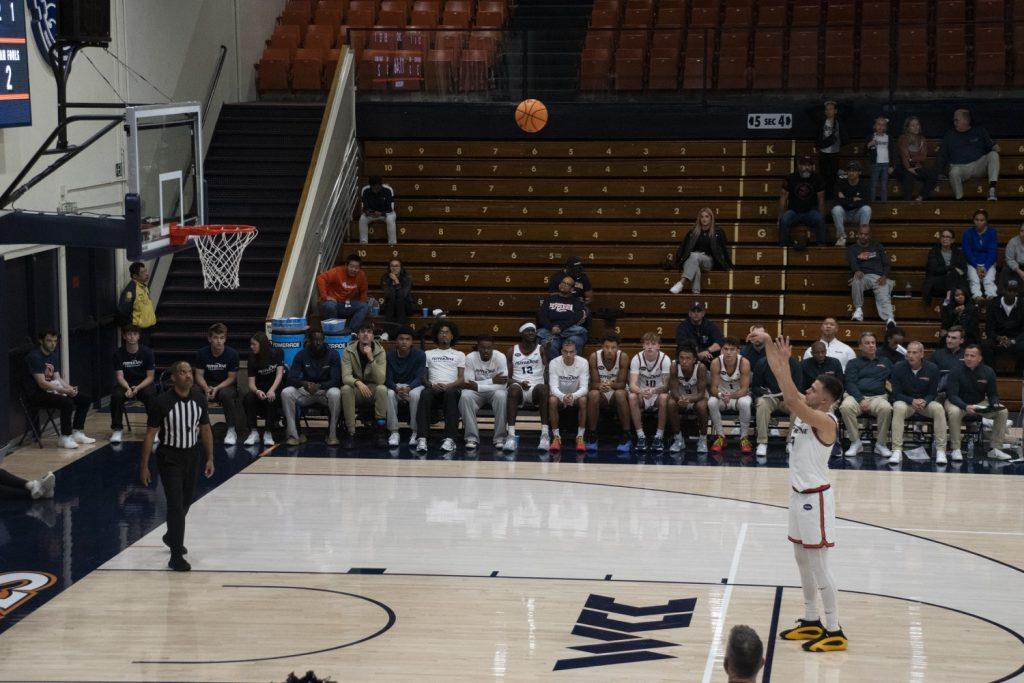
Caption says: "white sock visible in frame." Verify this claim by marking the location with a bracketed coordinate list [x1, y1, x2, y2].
[793, 545, 819, 622]
[552, 429, 560, 438]
[577, 426, 585, 437]
[655, 428, 664, 438]
[508, 426, 516, 436]
[806, 548, 840, 631]
[540, 425, 549, 437]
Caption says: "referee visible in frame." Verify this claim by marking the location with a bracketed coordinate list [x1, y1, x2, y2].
[140, 360, 215, 572]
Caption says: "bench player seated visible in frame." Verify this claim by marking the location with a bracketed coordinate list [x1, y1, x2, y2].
[708, 337, 753, 453]
[628, 332, 672, 452]
[586, 332, 631, 452]
[459, 335, 509, 451]
[668, 344, 709, 454]
[547, 340, 590, 452]
[503, 322, 552, 451]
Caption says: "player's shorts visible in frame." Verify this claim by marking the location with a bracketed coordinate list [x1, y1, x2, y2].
[514, 382, 543, 408]
[640, 394, 662, 412]
[788, 486, 836, 549]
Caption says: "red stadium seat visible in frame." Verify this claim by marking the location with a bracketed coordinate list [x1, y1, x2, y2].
[292, 48, 326, 90]
[791, 0, 821, 26]
[936, 26, 965, 53]
[824, 29, 854, 88]
[324, 48, 342, 86]
[435, 28, 467, 57]
[935, 52, 966, 87]
[304, 24, 337, 50]
[656, 6, 686, 27]
[974, 0, 1005, 22]
[459, 49, 490, 90]
[896, 26, 926, 87]
[475, 8, 504, 27]
[683, 33, 711, 88]
[717, 53, 748, 89]
[859, 53, 890, 88]
[401, 27, 433, 52]
[425, 48, 456, 92]
[936, 0, 965, 22]
[269, 24, 303, 51]
[899, 1, 927, 22]
[974, 51, 1006, 86]
[753, 30, 782, 88]
[411, 0, 441, 25]
[827, 3, 855, 25]
[369, 27, 400, 51]
[580, 48, 613, 90]
[315, 1, 344, 25]
[282, 0, 314, 25]
[651, 29, 682, 51]
[623, 6, 654, 27]
[722, 0, 752, 26]
[614, 48, 645, 90]
[584, 30, 616, 51]
[443, 0, 472, 27]
[647, 48, 680, 89]
[617, 30, 650, 50]
[788, 29, 819, 87]
[347, 4, 376, 25]
[689, 0, 719, 28]
[861, 1, 891, 24]
[756, 0, 786, 26]
[256, 48, 291, 91]
[590, 8, 619, 28]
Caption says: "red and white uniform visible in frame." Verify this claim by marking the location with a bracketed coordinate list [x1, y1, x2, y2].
[787, 414, 838, 549]
[596, 350, 622, 401]
[511, 344, 544, 406]
[631, 351, 670, 410]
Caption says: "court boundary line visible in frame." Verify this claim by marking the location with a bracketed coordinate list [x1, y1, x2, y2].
[701, 522, 747, 683]
[762, 586, 784, 683]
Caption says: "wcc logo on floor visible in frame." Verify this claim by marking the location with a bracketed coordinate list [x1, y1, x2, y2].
[553, 594, 697, 671]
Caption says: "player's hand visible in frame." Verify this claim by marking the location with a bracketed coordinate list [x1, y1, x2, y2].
[853, 271, 865, 280]
[67, 385, 79, 397]
[878, 276, 888, 287]
[966, 405, 977, 416]
[140, 466, 151, 487]
[357, 381, 373, 399]
[206, 386, 217, 399]
[912, 398, 926, 411]
[859, 399, 870, 412]
[204, 459, 215, 478]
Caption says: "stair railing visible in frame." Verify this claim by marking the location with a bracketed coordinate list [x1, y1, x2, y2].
[268, 46, 359, 323]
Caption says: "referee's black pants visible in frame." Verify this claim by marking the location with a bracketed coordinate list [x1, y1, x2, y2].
[157, 446, 199, 555]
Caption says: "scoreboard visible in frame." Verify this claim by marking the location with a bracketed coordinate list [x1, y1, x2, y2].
[0, 0, 30, 127]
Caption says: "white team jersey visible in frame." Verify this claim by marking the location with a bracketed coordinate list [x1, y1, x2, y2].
[715, 357, 743, 393]
[548, 356, 590, 399]
[595, 350, 622, 385]
[630, 351, 670, 391]
[787, 414, 837, 492]
[511, 344, 544, 384]
[675, 363, 703, 396]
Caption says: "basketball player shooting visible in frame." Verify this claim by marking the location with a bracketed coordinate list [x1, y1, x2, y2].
[760, 333, 849, 652]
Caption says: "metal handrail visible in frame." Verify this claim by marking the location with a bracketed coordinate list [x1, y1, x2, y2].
[202, 45, 228, 121]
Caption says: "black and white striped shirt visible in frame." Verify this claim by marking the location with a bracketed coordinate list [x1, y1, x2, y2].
[147, 387, 210, 449]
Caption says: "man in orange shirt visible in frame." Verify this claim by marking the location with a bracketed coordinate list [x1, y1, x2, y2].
[316, 253, 370, 331]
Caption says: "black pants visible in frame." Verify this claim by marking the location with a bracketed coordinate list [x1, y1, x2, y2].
[29, 391, 91, 435]
[382, 293, 413, 324]
[818, 151, 839, 199]
[110, 384, 158, 430]
[157, 446, 200, 555]
[213, 385, 246, 432]
[921, 274, 966, 306]
[983, 337, 1024, 374]
[417, 387, 461, 439]
[895, 164, 939, 200]
[0, 469, 30, 500]
[243, 390, 281, 431]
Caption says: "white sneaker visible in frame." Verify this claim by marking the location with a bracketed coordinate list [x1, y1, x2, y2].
[388, 431, 401, 447]
[982, 417, 994, 428]
[59, 436, 79, 449]
[669, 435, 684, 453]
[39, 472, 56, 498]
[988, 187, 998, 201]
[109, 430, 123, 444]
[696, 436, 708, 453]
[987, 448, 1012, 461]
[874, 442, 892, 458]
[851, 307, 863, 321]
[756, 443, 768, 456]
[888, 449, 902, 465]
[669, 279, 684, 294]
[153, 434, 160, 447]
[263, 431, 276, 446]
[935, 448, 947, 465]
[243, 429, 259, 446]
[408, 432, 418, 446]
[465, 439, 478, 450]
[503, 435, 517, 451]
[538, 434, 551, 450]
[950, 449, 963, 462]
[441, 438, 456, 452]
[27, 479, 43, 499]
[835, 234, 847, 247]
[380, 332, 389, 341]
[416, 437, 428, 452]
[770, 428, 781, 437]
[844, 441, 863, 457]
[224, 427, 237, 446]
[72, 430, 96, 445]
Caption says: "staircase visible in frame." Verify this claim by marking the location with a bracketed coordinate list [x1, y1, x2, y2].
[506, 0, 593, 99]
[151, 102, 324, 368]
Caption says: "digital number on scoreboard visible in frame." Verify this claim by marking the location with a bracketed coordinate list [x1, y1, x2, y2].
[0, 0, 31, 127]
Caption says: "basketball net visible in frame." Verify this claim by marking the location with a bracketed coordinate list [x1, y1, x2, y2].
[169, 223, 258, 291]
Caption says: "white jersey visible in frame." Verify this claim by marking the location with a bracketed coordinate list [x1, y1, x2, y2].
[464, 351, 508, 393]
[675, 363, 704, 396]
[715, 357, 743, 393]
[511, 344, 544, 384]
[548, 356, 590, 400]
[802, 338, 856, 370]
[425, 348, 466, 384]
[630, 351, 670, 391]
[787, 414, 837, 492]
[595, 350, 622, 385]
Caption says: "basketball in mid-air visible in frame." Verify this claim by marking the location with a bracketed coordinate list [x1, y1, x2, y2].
[515, 99, 548, 133]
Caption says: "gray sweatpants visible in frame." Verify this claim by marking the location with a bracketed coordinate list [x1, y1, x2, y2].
[281, 386, 341, 440]
[948, 150, 999, 199]
[851, 273, 894, 321]
[459, 388, 508, 444]
[386, 386, 423, 432]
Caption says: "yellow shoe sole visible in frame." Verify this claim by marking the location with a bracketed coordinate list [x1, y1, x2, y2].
[803, 634, 849, 652]
[780, 626, 825, 641]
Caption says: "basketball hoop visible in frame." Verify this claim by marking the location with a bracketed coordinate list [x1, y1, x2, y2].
[169, 222, 258, 291]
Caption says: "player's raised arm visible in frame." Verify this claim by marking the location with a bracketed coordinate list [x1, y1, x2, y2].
[764, 333, 837, 439]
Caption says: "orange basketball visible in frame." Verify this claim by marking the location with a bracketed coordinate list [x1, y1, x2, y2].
[515, 99, 548, 133]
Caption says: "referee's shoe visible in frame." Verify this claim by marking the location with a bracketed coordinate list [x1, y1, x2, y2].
[802, 627, 849, 652]
[778, 618, 825, 640]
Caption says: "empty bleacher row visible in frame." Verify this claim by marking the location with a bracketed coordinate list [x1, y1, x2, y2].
[581, 0, 1024, 91]
[256, 0, 510, 92]
[353, 138, 1024, 406]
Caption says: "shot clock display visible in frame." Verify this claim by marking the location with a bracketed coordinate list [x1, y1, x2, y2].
[0, 0, 30, 127]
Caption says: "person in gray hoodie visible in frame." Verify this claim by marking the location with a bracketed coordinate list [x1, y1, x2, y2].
[847, 224, 895, 326]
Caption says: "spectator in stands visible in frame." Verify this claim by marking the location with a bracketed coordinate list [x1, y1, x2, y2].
[415, 322, 464, 453]
[889, 341, 947, 465]
[358, 175, 397, 245]
[815, 100, 846, 200]
[740, 324, 767, 367]
[847, 225, 895, 326]
[0, 466, 54, 501]
[537, 274, 587, 356]
[586, 332, 631, 452]
[380, 258, 414, 326]
[999, 223, 1024, 292]
[802, 317, 857, 370]
[110, 325, 156, 444]
[341, 323, 388, 449]
[316, 253, 369, 332]
[627, 332, 672, 452]
[945, 344, 1011, 461]
[504, 323, 551, 451]
[282, 328, 342, 446]
[669, 208, 733, 295]
[195, 323, 245, 446]
[117, 262, 156, 344]
[27, 330, 94, 450]
[460, 335, 509, 451]
[867, 116, 893, 202]
[242, 332, 284, 448]
[832, 161, 872, 248]
[708, 338, 752, 454]
[962, 209, 999, 302]
[548, 255, 593, 307]
[840, 332, 893, 458]
[877, 326, 907, 364]
[937, 109, 1000, 201]
[547, 340, 590, 453]
[385, 326, 425, 447]
[668, 344, 709, 454]
[922, 229, 967, 306]
[983, 278, 1024, 371]
[940, 287, 980, 344]
[778, 156, 826, 248]
[752, 352, 802, 458]
[896, 116, 938, 201]
[723, 624, 764, 683]
[675, 301, 724, 363]
[800, 341, 843, 392]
